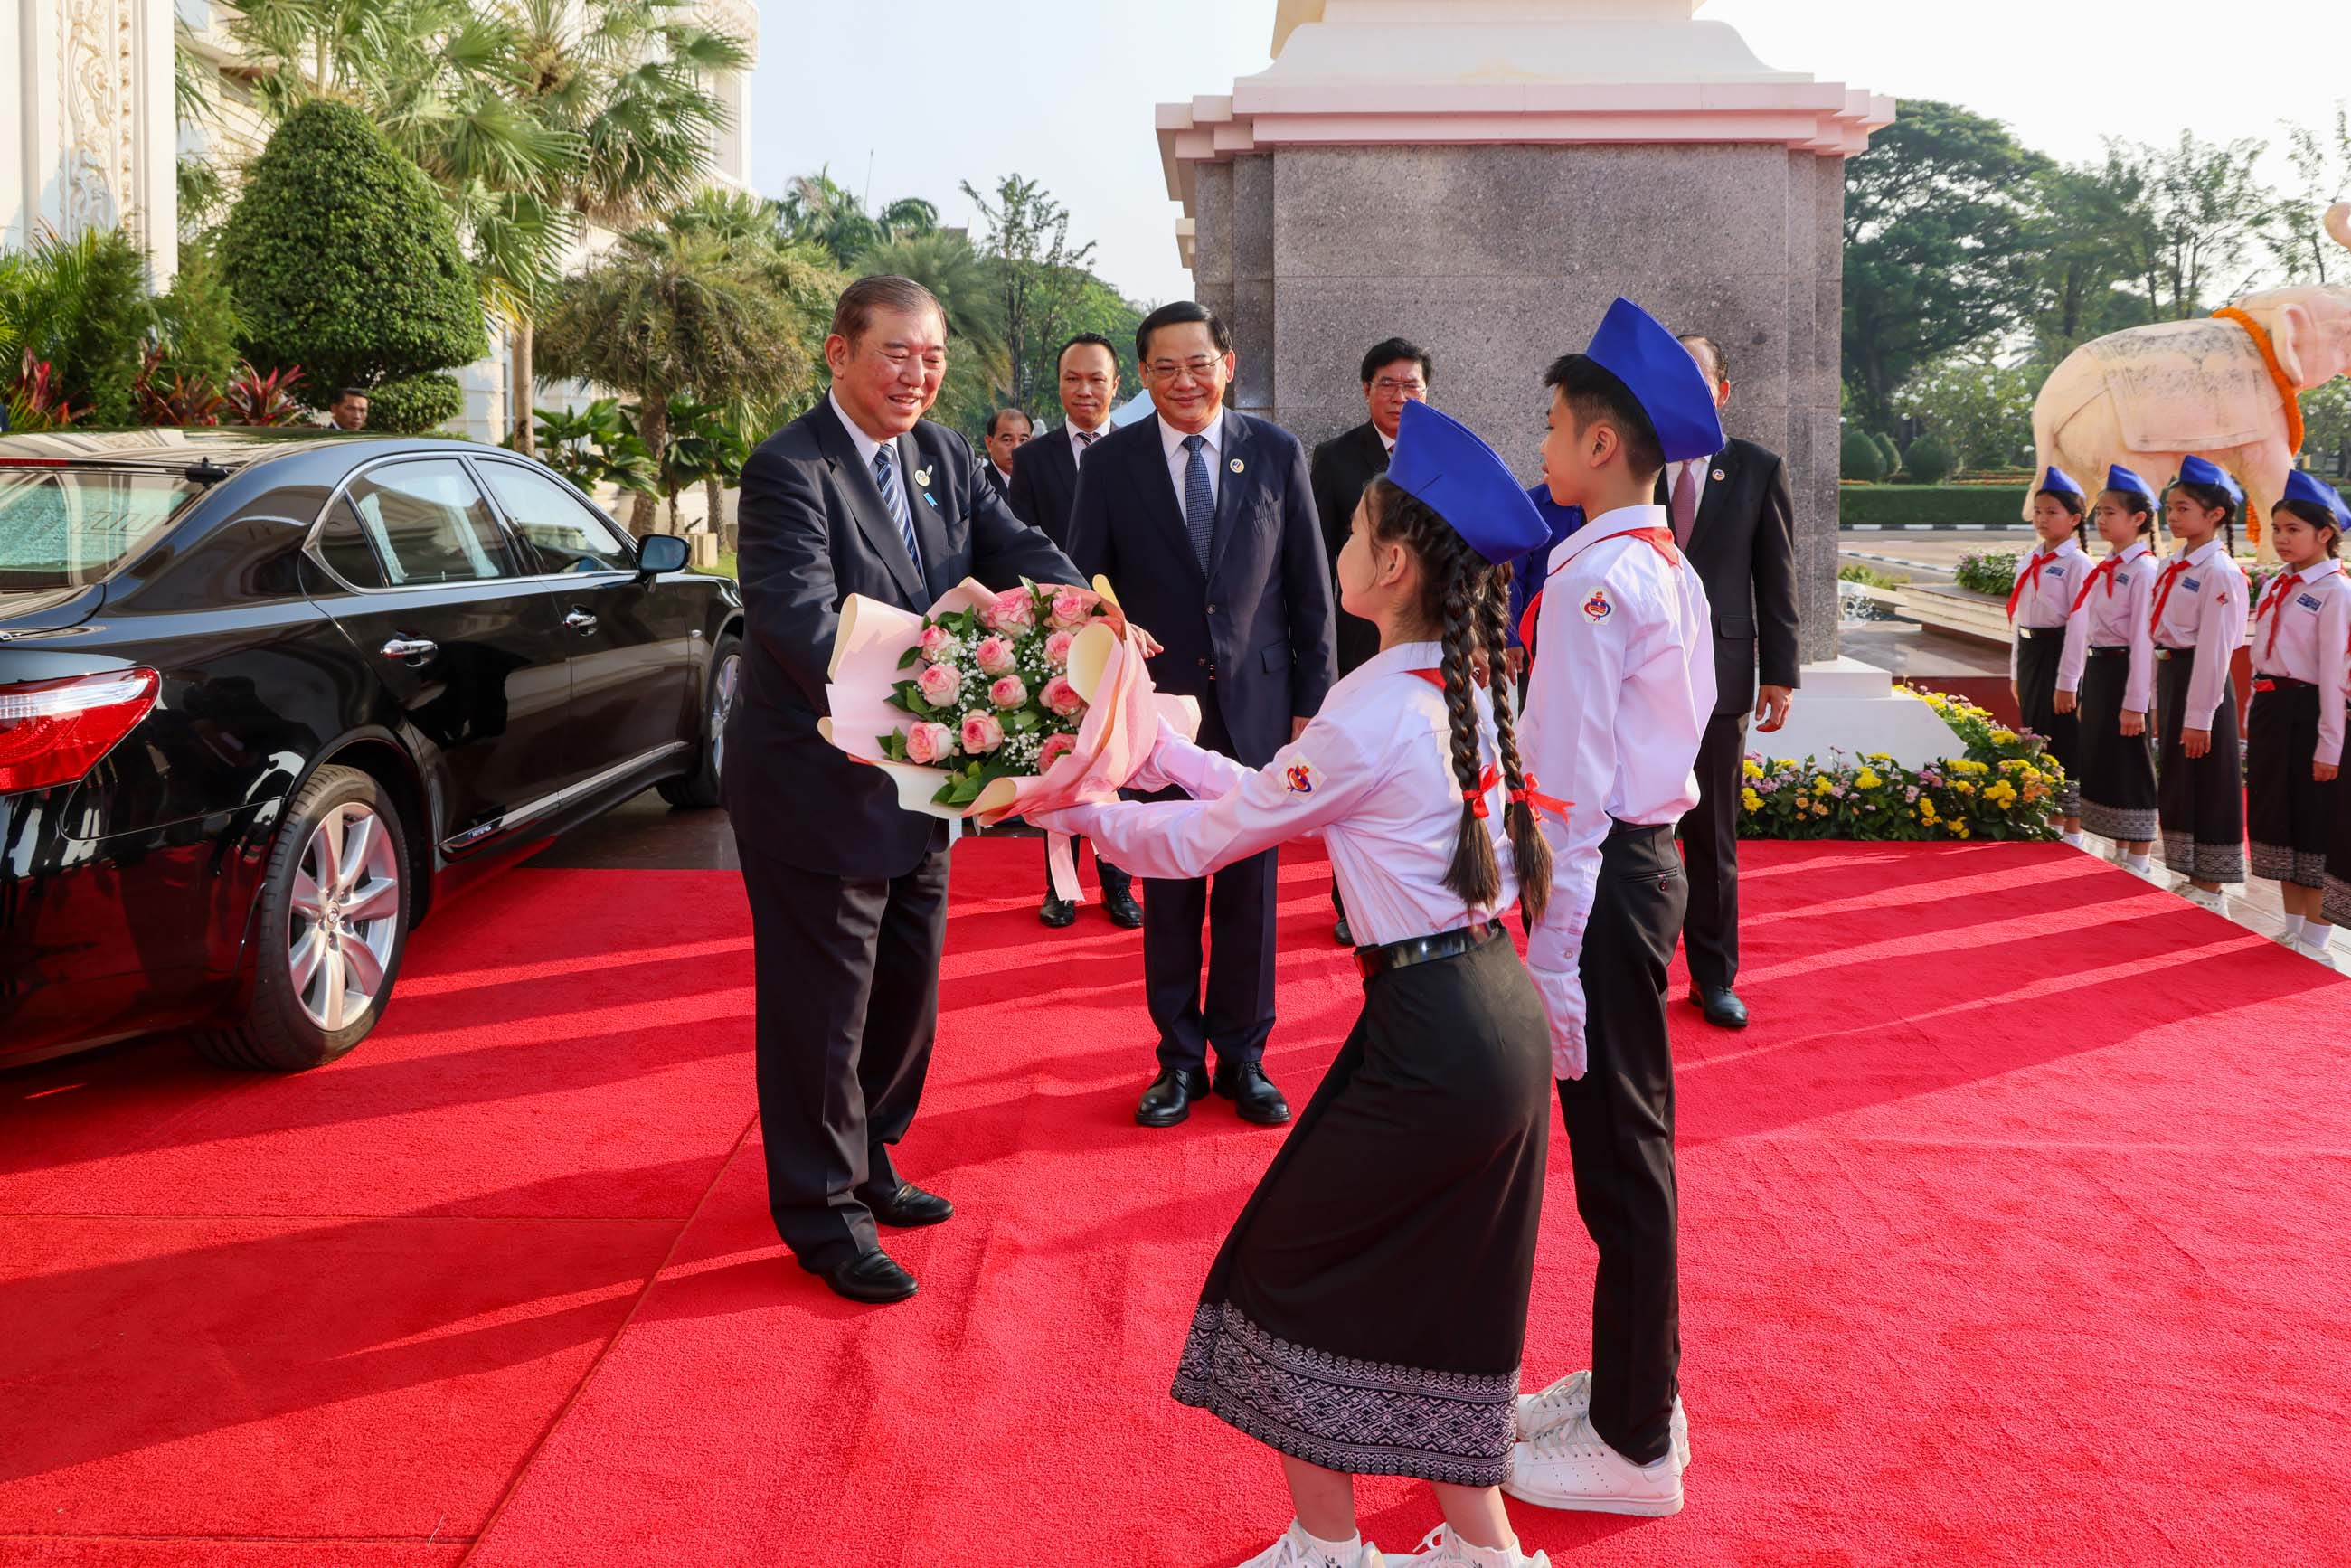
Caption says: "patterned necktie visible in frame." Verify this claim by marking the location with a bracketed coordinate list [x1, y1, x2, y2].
[873, 445, 922, 577]
[1670, 462, 1698, 547]
[1076, 427, 1100, 462]
[1180, 433, 1215, 574]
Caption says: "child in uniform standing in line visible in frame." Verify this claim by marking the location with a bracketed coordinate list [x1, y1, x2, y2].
[2247, 470, 2351, 966]
[2148, 456, 2250, 912]
[2010, 467, 2089, 845]
[2056, 466, 2163, 875]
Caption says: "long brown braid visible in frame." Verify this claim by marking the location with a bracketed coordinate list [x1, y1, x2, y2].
[1478, 571, 1554, 923]
[1366, 476, 1545, 916]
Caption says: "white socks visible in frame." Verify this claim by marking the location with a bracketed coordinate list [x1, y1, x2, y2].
[2061, 830, 2087, 849]
[2283, 913, 2309, 944]
[2123, 850, 2153, 875]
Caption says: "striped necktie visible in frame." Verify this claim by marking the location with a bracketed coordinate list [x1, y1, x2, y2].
[873, 445, 922, 577]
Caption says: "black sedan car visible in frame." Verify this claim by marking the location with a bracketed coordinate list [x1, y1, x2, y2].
[1, 429, 741, 1070]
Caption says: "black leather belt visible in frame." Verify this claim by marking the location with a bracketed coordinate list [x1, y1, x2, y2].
[1355, 920, 1504, 982]
[2088, 645, 2129, 657]
[2016, 626, 2065, 639]
[2253, 675, 2313, 692]
[2154, 646, 2193, 660]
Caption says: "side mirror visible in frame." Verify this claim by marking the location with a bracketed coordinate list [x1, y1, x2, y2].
[637, 534, 690, 576]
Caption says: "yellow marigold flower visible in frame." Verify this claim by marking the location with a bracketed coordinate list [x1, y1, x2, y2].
[1773, 758, 1799, 771]
[1742, 758, 1764, 779]
[1990, 728, 2018, 745]
[1855, 768, 1884, 790]
[1742, 788, 1762, 811]
[1812, 775, 1833, 795]
[1985, 780, 2017, 805]
[1955, 780, 1976, 795]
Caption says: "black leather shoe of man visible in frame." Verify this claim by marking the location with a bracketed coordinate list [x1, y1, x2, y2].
[821, 1248, 919, 1305]
[1213, 1063, 1292, 1126]
[1692, 985, 1750, 1029]
[1102, 888, 1145, 929]
[1039, 893, 1076, 928]
[865, 1181, 955, 1228]
[1334, 917, 1354, 947]
[1137, 1066, 1211, 1127]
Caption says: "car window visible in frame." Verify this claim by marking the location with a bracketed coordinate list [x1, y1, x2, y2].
[0, 468, 198, 590]
[343, 460, 515, 585]
[478, 462, 638, 575]
[312, 496, 390, 590]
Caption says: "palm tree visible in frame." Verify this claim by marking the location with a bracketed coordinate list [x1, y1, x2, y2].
[535, 226, 812, 533]
[779, 168, 938, 267]
[856, 230, 1009, 435]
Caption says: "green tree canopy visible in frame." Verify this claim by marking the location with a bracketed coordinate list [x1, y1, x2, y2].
[856, 230, 1008, 435]
[779, 169, 937, 267]
[222, 98, 488, 405]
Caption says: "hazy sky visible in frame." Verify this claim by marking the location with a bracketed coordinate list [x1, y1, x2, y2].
[744, 0, 2350, 306]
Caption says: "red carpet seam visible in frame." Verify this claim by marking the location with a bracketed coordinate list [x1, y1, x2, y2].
[455, 1111, 760, 1566]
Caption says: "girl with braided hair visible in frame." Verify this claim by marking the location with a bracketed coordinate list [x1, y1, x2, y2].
[2149, 457, 2251, 907]
[1031, 401, 1561, 1568]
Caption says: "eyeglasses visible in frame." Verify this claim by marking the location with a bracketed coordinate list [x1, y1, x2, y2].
[1145, 356, 1223, 380]
[1371, 378, 1426, 395]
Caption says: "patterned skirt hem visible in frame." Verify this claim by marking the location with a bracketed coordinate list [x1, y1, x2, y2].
[1171, 1302, 1517, 1487]
[2250, 842, 2329, 888]
[2080, 801, 2157, 842]
[2326, 875, 2351, 926]
[2161, 832, 2245, 884]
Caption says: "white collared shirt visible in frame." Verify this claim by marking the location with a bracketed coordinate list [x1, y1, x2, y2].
[1520, 502, 1715, 1078]
[1067, 419, 1110, 467]
[2008, 536, 2088, 679]
[1158, 413, 1223, 511]
[2252, 559, 2351, 760]
[2149, 537, 2248, 729]
[990, 460, 1015, 489]
[2058, 541, 2157, 714]
[1033, 640, 1518, 947]
[828, 388, 895, 474]
[1378, 428, 1396, 456]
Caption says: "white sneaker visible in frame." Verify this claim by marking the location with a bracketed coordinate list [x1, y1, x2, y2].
[1503, 1412, 1685, 1517]
[1513, 1370, 1691, 1469]
[2297, 934, 2337, 969]
[1390, 1525, 1549, 1567]
[1234, 1521, 1383, 1568]
[2061, 830, 2088, 850]
[2177, 884, 2229, 916]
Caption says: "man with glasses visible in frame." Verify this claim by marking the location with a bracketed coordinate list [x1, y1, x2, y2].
[1066, 301, 1336, 1130]
[1310, 338, 1430, 943]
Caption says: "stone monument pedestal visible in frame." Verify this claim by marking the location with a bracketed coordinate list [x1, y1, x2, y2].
[1156, 0, 1893, 666]
[1756, 657, 1969, 769]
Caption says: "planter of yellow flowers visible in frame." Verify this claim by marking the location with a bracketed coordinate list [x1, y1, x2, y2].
[1738, 688, 2064, 842]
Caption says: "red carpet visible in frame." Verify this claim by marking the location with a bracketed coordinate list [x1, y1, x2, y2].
[5, 839, 2349, 1565]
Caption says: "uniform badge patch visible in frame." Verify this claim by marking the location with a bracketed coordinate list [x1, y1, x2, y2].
[2300, 593, 2324, 611]
[2184, 577, 2202, 591]
[1284, 761, 1317, 795]
[1582, 588, 1614, 623]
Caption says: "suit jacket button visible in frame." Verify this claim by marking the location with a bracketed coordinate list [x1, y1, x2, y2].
[1196, 656, 1208, 667]
[1207, 603, 1219, 615]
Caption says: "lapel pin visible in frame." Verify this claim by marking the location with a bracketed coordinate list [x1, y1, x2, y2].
[913, 467, 933, 488]
[1712, 468, 1726, 482]
[1229, 458, 1244, 474]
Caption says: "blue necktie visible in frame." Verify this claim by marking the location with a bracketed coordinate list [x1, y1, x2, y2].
[1181, 434, 1214, 574]
[873, 445, 922, 578]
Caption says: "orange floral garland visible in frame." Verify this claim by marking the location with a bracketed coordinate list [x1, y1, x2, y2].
[2211, 306, 2307, 549]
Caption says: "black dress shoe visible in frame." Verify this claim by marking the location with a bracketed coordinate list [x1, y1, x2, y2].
[820, 1248, 919, 1305]
[1102, 887, 1145, 928]
[1334, 917, 1354, 947]
[1213, 1063, 1292, 1126]
[1039, 893, 1076, 928]
[865, 1181, 954, 1228]
[1692, 985, 1750, 1029]
[1137, 1066, 1210, 1127]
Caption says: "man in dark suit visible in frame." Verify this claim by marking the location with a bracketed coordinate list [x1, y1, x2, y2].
[1006, 334, 1141, 930]
[978, 407, 1030, 500]
[1308, 337, 1430, 943]
[725, 275, 1079, 1305]
[1066, 300, 1337, 1129]
[1661, 332, 1799, 1030]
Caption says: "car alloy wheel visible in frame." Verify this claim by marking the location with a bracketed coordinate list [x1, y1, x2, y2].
[287, 800, 402, 1031]
[710, 648, 741, 780]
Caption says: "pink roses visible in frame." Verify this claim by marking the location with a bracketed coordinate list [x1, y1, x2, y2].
[903, 721, 954, 764]
[1039, 675, 1085, 718]
[917, 625, 960, 662]
[974, 635, 1017, 676]
[988, 675, 1028, 709]
[1037, 732, 1078, 770]
[958, 711, 1005, 754]
[983, 588, 1035, 633]
[1043, 629, 1075, 668]
[1048, 588, 1098, 629]
[915, 662, 963, 706]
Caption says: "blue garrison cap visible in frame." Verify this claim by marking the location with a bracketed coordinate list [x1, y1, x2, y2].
[2038, 465, 2085, 498]
[2284, 468, 2351, 529]
[1583, 298, 1725, 464]
[2105, 464, 2158, 508]
[2176, 455, 2245, 505]
[1386, 400, 1552, 564]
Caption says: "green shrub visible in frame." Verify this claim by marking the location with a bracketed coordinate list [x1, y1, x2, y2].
[1954, 550, 2020, 596]
[1903, 433, 1958, 486]
[154, 239, 243, 391]
[1838, 562, 1908, 589]
[1874, 432, 1902, 474]
[364, 373, 465, 433]
[1840, 429, 1890, 482]
[222, 99, 486, 405]
[0, 228, 153, 425]
[1839, 485, 2027, 527]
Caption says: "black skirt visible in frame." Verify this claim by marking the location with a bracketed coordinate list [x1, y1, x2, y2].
[2317, 722, 2351, 923]
[2075, 650, 2157, 843]
[2155, 649, 2245, 884]
[2247, 683, 2332, 888]
[1171, 930, 1552, 1486]
[2015, 631, 2082, 817]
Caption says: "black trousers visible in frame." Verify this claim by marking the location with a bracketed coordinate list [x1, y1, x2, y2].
[1678, 710, 1745, 992]
[1146, 704, 1278, 1072]
[737, 836, 949, 1274]
[1559, 822, 1685, 1467]
[1041, 836, 1130, 901]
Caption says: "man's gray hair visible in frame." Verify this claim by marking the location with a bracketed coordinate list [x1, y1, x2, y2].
[831, 275, 945, 345]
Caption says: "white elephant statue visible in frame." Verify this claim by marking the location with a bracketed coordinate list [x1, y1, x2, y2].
[2030, 203, 2351, 556]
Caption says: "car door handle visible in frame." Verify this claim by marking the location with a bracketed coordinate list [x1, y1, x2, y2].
[381, 638, 438, 662]
[564, 609, 599, 632]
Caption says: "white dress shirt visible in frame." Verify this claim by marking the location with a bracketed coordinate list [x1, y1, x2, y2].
[828, 389, 895, 472]
[2058, 540, 2157, 715]
[2006, 536, 2087, 680]
[2251, 558, 2351, 762]
[1067, 419, 1110, 468]
[2148, 537, 2248, 729]
[1520, 503, 1716, 1078]
[1030, 641, 1517, 946]
[1157, 413, 1223, 510]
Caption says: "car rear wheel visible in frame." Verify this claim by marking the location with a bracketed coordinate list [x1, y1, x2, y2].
[657, 629, 740, 809]
[195, 764, 411, 1071]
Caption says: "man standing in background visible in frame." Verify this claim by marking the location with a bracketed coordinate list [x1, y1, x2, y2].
[979, 408, 1030, 500]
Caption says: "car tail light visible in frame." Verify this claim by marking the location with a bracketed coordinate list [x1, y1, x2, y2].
[0, 668, 161, 794]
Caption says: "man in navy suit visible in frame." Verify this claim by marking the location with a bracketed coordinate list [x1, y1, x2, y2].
[1066, 301, 1337, 1129]
[725, 275, 1079, 1305]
